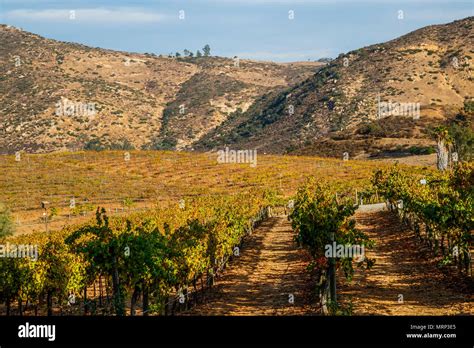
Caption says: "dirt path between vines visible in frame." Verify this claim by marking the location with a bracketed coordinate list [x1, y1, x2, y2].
[338, 211, 474, 315]
[182, 215, 317, 315]
[182, 210, 472, 316]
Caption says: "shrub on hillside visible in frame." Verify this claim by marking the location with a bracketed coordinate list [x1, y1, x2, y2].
[0, 204, 14, 238]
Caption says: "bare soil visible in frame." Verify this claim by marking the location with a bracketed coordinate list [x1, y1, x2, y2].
[338, 211, 474, 315]
[184, 210, 473, 316]
[182, 215, 317, 315]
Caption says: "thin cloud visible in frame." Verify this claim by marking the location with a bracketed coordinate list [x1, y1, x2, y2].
[5, 7, 169, 24]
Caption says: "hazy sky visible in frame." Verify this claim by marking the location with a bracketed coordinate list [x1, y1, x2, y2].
[1, 0, 472, 62]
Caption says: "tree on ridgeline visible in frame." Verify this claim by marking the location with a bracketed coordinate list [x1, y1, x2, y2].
[203, 44, 211, 57]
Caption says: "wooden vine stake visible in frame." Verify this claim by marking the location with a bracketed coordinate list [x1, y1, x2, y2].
[328, 231, 337, 305]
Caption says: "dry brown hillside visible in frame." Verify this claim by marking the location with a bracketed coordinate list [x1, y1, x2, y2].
[0, 24, 321, 154]
[197, 17, 473, 158]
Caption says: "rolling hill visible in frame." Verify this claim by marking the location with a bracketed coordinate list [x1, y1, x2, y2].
[1, 17, 473, 158]
[0, 24, 321, 154]
[196, 17, 474, 158]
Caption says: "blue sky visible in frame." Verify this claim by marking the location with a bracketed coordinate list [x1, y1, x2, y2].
[0, 0, 472, 62]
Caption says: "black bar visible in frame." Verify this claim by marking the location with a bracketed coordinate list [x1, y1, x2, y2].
[0, 316, 472, 346]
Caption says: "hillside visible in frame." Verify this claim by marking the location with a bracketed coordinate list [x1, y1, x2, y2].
[0, 25, 321, 154]
[196, 17, 474, 158]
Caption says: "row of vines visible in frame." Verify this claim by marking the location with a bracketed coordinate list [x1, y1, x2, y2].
[288, 178, 374, 314]
[0, 190, 277, 315]
[373, 162, 473, 275]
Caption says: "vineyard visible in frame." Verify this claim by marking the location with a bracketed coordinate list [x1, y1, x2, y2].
[0, 151, 396, 235]
[286, 163, 473, 314]
[373, 162, 474, 276]
[0, 192, 273, 315]
[0, 151, 472, 316]
[0, 150, 381, 316]
[289, 179, 375, 314]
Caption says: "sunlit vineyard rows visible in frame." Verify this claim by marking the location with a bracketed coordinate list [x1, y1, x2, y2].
[0, 150, 456, 317]
[373, 162, 474, 276]
[289, 178, 375, 314]
[0, 192, 273, 315]
[0, 151, 426, 234]
[287, 162, 473, 314]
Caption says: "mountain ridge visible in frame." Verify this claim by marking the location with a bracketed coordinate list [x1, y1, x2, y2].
[1, 17, 473, 157]
[0, 24, 321, 154]
[195, 16, 473, 158]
